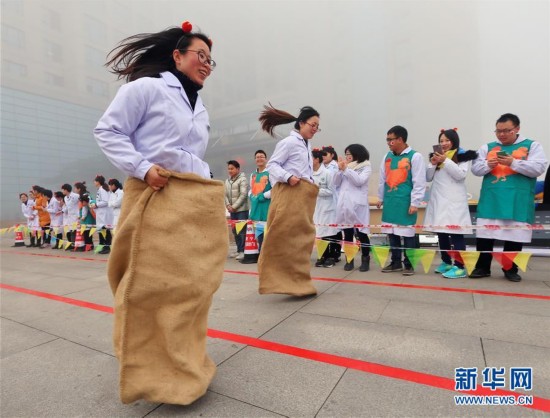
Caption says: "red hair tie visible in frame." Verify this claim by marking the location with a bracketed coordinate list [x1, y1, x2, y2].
[440, 129, 445, 133]
[453, 127, 458, 131]
[181, 21, 193, 33]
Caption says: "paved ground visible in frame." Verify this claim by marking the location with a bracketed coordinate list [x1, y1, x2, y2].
[1, 237, 549, 417]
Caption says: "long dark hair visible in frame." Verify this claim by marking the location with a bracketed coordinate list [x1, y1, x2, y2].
[108, 178, 123, 191]
[259, 103, 319, 137]
[106, 25, 212, 82]
[430, 129, 477, 165]
[95, 175, 109, 192]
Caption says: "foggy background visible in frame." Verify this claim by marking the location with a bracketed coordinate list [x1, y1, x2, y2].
[1, 0, 549, 223]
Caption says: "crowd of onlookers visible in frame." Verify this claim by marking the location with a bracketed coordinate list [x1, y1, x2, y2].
[225, 113, 548, 282]
[18, 176, 124, 254]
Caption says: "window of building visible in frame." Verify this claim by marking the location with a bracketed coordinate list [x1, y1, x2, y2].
[86, 77, 109, 97]
[2, 59, 27, 77]
[42, 9, 61, 31]
[45, 72, 65, 87]
[2, 25, 25, 49]
[44, 40, 63, 63]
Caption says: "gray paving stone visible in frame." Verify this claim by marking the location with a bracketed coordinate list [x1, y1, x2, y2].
[149, 391, 284, 417]
[0, 317, 58, 359]
[482, 339, 550, 397]
[211, 347, 345, 417]
[0, 338, 157, 417]
[317, 369, 545, 417]
[262, 312, 486, 378]
[378, 299, 550, 348]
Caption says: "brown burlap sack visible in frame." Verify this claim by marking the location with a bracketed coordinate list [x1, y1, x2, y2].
[258, 179, 319, 296]
[108, 170, 228, 405]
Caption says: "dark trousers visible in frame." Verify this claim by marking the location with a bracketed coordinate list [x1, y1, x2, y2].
[98, 227, 112, 247]
[343, 229, 370, 256]
[388, 234, 418, 267]
[230, 211, 248, 253]
[320, 231, 343, 260]
[83, 228, 94, 248]
[42, 225, 51, 244]
[475, 238, 523, 272]
[437, 233, 465, 268]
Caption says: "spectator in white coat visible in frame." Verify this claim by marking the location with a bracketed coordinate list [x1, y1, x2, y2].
[108, 178, 124, 228]
[333, 144, 372, 272]
[92, 175, 114, 254]
[19, 193, 33, 247]
[61, 183, 80, 251]
[423, 129, 477, 279]
[46, 190, 64, 249]
[312, 149, 341, 268]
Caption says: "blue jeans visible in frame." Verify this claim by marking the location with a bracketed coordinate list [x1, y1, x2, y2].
[231, 211, 248, 252]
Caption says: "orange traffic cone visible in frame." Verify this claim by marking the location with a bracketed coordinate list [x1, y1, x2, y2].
[74, 229, 85, 252]
[12, 225, 25, 247]
[240, 222, 259, 264]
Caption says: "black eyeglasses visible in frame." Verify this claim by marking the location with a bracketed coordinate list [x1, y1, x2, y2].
[182, 49, 216, 69]
[386, 137, 400, 142]
[305, 122, 321, 132]
[494, 129, 515, 135]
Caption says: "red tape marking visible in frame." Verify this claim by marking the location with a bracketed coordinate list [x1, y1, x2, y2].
[1, 282, 549, 412]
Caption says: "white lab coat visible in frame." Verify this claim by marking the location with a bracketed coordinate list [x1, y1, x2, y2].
[333, 162, 372, 234]
[424, 159, 472, 234]
[108, 188, 124, 227]
[63, 192, 80, 229]
[46, 198, 64, 228]
[312, 165, 339, 237]
[94, 71, 211, 180]
[94, 187, 114, 229]
[26, 199, 39, 230]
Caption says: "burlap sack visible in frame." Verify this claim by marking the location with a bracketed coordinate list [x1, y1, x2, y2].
[108, 170, 228, 405]
[258, 180, 319, 296]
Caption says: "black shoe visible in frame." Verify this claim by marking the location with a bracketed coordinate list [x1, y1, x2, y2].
[315, 258, 325, 267]
[344, 260, 354, 271]
[323, 258, 335, 268]
[382, 262, 403, 273]
[65, 244, 75, 251]
[98, 248, 110, 255]
[503, 270, 522, 282]
[359, 255, 370, 272]
[402, 266, 415, 276]
[469, 268, 491, 279]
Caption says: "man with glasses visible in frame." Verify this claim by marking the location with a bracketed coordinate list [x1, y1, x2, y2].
[377, 125, 426, 275]
[470, 113, 548, 282]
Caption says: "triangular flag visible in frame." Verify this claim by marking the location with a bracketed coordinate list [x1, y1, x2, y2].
[85, 244, 92, 252]
[37, 230, 42, 239]
[447, 250, 464, 265]
[80, 225, 87, 234]
[491, 252, 514, 271]
[89, 227, 97, 236]
[64, 226, 70, 234]
[460, 251, 481, 275]
[72, 222, 78, 230]
[512, 252, 532, 272]
[343, 242, 360, 263]
[100, 229, 107, 239]
[64, 241, 72, 250]
[371, 246, 390, 267]
[235, 221, 247, 235]
[53, 227, 59, 236]
[94, 245, 104, 254]
[419, 249, 436, 273]
[51, 236, 57, 244]
[0, 228, 6, 235]
[254, 222, 265, 239]
[404, 248, 423, 270]
[316, 239, 330, 258]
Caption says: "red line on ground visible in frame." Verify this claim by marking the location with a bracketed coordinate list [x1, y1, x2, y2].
[1, 282, 548, 412]
[3, 250, 550, 300]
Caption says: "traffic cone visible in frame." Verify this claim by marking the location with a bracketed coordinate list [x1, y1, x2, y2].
[240, 222, 259, 264]
[74, 229, 85, 252]
[12, 225, 25, 247]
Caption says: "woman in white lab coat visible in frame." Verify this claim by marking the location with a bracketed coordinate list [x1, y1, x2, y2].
[107, 178, 124, 228]
[92, 175, 113, 254]
[333, 144, 372, 272]
[424, 128, 477, 279]
[312, 149, 341, 267]
[94, 21, 227, 406]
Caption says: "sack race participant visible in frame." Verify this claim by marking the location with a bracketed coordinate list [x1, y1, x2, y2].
[257, 104, 321, 296]
[94, 21, 227, 405]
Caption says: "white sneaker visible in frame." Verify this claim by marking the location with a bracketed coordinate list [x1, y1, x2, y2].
[235, 252, 244, 261]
